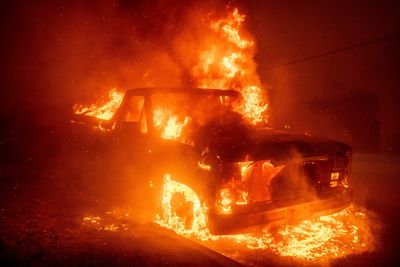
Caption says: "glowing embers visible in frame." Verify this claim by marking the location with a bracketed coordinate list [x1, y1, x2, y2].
[155, 174, 379, 262]
[217, 205, 378, 262]
[330, 172, 340, 187]
[216, 160, 285, 213]
[82, 210, 131, 232]
[216, 181, 248, 214]
[155, 174, 210, 240]
[73, 88, 124, 120]
[239, 85, 268, 125]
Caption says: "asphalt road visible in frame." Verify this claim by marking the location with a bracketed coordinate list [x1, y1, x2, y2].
[0, 152, 399, 266]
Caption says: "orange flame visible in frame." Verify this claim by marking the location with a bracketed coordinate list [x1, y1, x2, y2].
[153, 109, 191, 141]
[211, 9, 254, 50]
[75, 7, 378, 263]
[154, 174, 379, 262]
[73, 88, 124, 120]
[192, 8, 268, 124]
[81, 174, 379, 262]
[74, 8, 269, 131]
[155, 174, 210, 240]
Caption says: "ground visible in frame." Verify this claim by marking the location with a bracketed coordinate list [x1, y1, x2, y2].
[0, 153, 399, 266]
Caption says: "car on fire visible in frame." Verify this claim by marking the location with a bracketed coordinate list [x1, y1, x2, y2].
[71, 87, 353, 234]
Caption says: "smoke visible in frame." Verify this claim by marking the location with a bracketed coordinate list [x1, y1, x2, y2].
[1, 0, 250, 114]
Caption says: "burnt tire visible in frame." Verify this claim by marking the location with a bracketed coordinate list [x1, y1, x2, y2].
[170, 192, 194, 230]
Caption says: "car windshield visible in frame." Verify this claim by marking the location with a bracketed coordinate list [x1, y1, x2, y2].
[151, 92, 245, 142]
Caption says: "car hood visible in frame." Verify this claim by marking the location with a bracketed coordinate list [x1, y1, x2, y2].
[203, 127, 351, 163]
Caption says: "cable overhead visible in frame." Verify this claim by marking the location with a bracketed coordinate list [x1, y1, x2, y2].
[267, 32, 400, 69]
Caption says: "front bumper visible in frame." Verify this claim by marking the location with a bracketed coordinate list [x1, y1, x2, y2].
[207, 188, 353, 234]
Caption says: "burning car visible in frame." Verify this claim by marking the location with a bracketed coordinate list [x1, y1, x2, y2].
[72, 87, 352, 234]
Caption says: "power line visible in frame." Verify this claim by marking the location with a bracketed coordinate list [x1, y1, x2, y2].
[267, 32, 400, 69]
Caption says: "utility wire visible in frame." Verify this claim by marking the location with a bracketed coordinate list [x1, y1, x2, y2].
[267, 32, 400, 69]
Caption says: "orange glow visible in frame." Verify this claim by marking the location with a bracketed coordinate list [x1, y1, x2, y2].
[154, 174, 379, 262]
[73, 6, 378, 263]
[192, 8, 268, 124]
[74, 8, 269, 128]
[217, 187, 234, 214]
[211, 8, 254, 50]
[238, 161, 253, 177]
[218, 206, 378, 261]
[81, 174, 379, 262]
[82, 210, 130, 232]
[155, 174, 211, 240]
[153, 109, 191, 141]
[161, 116, 190, 140]
[216, 179, 249, 213]
[73, 88, 124, 120]
[215, 160, 284, 207]
[240, 85, 268, 124]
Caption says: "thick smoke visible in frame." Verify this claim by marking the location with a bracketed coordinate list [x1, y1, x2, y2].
[1, 0, 249, 115]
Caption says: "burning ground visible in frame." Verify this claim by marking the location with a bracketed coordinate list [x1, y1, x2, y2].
[0, 159, 389, 266]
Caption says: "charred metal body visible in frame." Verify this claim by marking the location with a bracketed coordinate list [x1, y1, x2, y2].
[71, 87, 353, 234]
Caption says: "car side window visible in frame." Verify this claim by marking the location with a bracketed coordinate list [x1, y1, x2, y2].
[122, 96, 147, 134]
[124, 96, 144, 122]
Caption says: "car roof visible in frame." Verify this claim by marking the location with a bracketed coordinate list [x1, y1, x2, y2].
[125, 87, 241, 97]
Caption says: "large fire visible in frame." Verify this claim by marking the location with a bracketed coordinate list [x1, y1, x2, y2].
[73, 88, 124, 120]
[192, 8, 268, 124]
[154, 174, 379, 262]
[82, 174, 379, 263]
[74, 7, 379, 264]
[153, 109, 191, 141]
[73, 8, 268, 140]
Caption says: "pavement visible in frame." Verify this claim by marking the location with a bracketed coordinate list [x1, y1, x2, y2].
[0, 152, 399, 266]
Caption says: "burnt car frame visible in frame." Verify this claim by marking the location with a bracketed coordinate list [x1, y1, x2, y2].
[71, 87, 353, 234]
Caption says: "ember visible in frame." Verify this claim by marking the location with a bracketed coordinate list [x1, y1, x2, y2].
[154, 174, 379, 262]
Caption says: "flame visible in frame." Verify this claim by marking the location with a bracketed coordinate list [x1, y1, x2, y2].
[217, 187, 234, 214]
[211, 9, 254, 50]
[154, 174, 379, 262]
[154, 174, 211, 240]
[238, 161, 253, 177]
[192, 8, 268, 124]
[81, 174, 379, 262]
[74, 7, 378, 263]
[218, 206, 378, 262]
[153, 109, 191, 141]
[74, 8, 269, 130]
[216, 179, 249, 214]
[73, 88, 124, 120]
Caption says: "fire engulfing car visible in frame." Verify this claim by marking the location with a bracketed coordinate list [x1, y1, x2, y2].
[71, 87, 353, 234]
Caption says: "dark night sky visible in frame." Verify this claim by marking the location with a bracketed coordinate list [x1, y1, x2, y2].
[245, 0, 400, 151]
[0, 0, 399, 151]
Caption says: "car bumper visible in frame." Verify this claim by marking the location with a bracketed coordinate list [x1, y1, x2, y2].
[207, 188, 353, 234]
